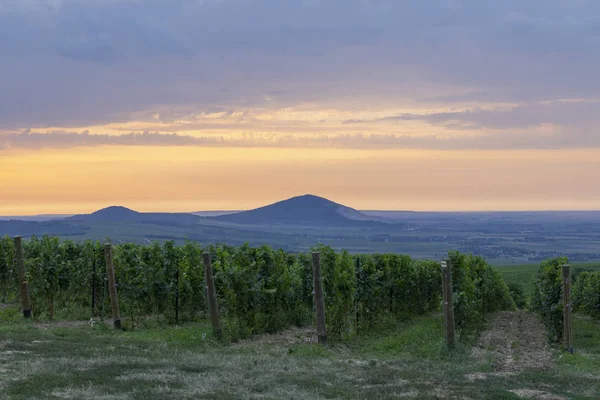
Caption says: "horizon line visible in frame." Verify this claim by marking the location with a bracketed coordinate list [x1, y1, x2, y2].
[2, 207, 600, 218]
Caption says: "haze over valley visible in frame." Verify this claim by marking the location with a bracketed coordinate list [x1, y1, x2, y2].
[2, 194, 599, 265]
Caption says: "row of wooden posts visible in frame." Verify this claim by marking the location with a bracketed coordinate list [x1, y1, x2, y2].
[439, 260, 573, 353]
[10, 236, 573, 352]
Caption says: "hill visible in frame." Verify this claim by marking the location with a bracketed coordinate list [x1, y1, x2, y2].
[0, 214, 72, 222]
[64, 206, 203, 226]
[65, 206, 142, 222]
[213, 194, 380, 226]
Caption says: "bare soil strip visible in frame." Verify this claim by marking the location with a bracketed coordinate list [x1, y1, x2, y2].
[475, 311, 554, 373]
[468, 311, 568, 399]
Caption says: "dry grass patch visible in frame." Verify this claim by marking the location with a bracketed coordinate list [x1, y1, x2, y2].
[508, 388, 567, 399]
[51, 386, 130, 400]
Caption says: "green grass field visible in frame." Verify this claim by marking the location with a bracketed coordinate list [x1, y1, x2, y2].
[1, 310, 598, 399]
[495, 262, 600, 295]
[1, 259, 599, 398]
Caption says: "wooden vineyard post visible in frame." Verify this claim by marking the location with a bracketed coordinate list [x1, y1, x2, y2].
[104, 244, 122, 329]
[14, 236, 31, 318]
[312, 252, 327, 345]
[562, 264, 573, 354]
[441, 259, 455, 347]
[91, 258, 96, 319]
[174, 268, 180, 325]
[202, 252, 221, 339]
[355, 256, 360, 332]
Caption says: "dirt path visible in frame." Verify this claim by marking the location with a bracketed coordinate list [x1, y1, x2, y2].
[468, 311, 567, 399]
[33, 320, 91, 331]
[474, 311, 554, 373]
[230, 325, 317, 349]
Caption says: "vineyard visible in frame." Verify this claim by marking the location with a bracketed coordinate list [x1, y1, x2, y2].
[2, 235, 600, 399]
[532, 256, 600, 344]
[0, 235, 515, 341]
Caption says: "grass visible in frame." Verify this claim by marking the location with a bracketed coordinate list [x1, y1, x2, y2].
[1, 310, 599, 399]
[495, 262, 600, 295]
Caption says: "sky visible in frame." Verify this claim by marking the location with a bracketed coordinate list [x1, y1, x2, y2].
[1, 0, 599, 214]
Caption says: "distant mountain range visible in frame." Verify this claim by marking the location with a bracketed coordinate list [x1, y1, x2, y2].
[0, 194, 390, 246]
[1, 194, 383, 228]
[58, 195, 381, 227]
[2, 196, 600, 264]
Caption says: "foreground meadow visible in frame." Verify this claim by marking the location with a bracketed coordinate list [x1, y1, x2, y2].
[1, 311, 598, 399]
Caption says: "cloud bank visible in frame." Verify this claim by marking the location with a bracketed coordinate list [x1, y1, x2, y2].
[1, 0, 600, 137]
[3, 128, 599, 151]
[350, 100, 599, 128]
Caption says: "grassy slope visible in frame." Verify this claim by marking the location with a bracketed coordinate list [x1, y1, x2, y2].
[0, 313, 598, 399]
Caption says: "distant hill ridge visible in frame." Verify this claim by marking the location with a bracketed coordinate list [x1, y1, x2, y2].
[59, 195, 384, 227]
[64, 206, 201, 225]
[213, 194, 381, 226]
[65, 206, 142, 222]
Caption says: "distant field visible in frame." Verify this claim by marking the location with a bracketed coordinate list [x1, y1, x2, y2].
[3, 203, 600, 265]
[495, 262, 600, 295]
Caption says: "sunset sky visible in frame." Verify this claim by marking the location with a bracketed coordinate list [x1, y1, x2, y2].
[1, 0, 599, 215]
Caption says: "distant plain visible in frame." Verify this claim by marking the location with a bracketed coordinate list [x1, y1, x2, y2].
[1, 195, 599, 265]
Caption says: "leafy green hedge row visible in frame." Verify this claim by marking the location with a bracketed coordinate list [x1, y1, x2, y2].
[531, 257, 569, 342]
[530, 257, 600, 342]
[0, 235, 515, 340]
[532, 258, 600, 341]
[573, 271, 600, 319]
[0, 236, 16, 303]
[447, 251, 516, 330]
